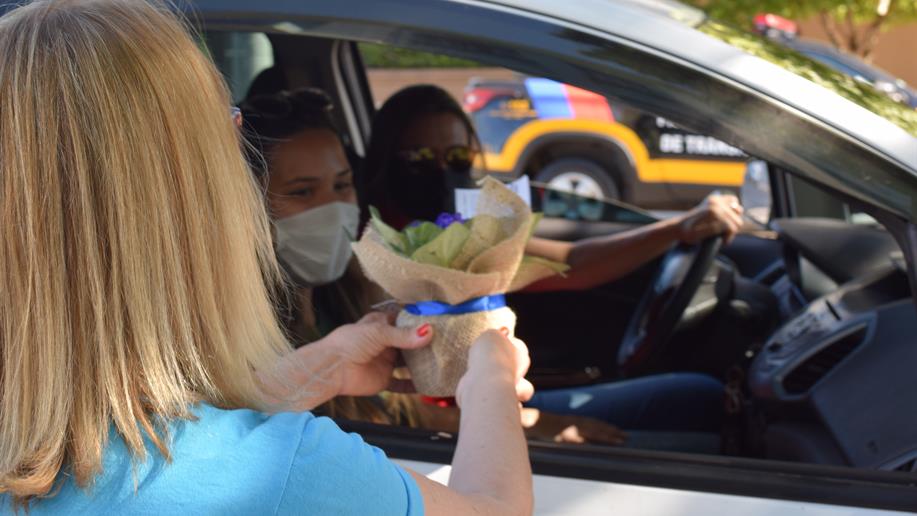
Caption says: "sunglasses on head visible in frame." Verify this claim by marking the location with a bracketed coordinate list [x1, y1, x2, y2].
[395, 145, 477, 174]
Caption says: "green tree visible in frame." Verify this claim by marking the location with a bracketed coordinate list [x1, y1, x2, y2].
[684, 0, 917, 61]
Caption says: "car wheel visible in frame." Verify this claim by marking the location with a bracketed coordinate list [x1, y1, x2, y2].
[535, 158, 621, 201]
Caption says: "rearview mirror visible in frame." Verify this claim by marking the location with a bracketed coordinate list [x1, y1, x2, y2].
[740, 160, 772, 225]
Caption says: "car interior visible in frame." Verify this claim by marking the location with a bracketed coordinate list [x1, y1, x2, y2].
[203, 30, 917, 473]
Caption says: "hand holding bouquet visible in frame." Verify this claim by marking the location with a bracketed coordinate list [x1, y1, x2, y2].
[353, 178, 567, 396]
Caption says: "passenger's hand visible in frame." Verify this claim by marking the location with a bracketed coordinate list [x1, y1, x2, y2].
[677, 193, 744, 245]
[521, 409, 626, 445]
[456, 329, 534, 407]
[321, 311, 433, 397]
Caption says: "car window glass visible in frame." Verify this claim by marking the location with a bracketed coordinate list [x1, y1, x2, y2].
[741, 160, 772, 225]
[699, 21, 917, 137]
[788, 174, 883, 227]
[202, 32, 274, 103]
[532, 183, 657, 224]
[359, 42, 756, 223]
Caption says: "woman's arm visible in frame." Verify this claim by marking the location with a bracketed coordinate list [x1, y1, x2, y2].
[526, 193, 744, 292]
[264, 317, 534, 513]
[407, 330, 535, 516]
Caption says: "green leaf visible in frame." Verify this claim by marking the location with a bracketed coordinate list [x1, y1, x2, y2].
[411, 222, 471, 267]
[403, 222, 443, 255]
[369, 206, 408, 255]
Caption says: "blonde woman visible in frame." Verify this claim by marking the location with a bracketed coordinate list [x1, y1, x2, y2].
[0, 1, 533, 514]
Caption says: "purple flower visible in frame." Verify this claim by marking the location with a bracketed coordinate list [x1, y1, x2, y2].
[434, 212, 465, 229]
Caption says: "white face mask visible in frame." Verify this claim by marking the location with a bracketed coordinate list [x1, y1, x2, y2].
[274, 202, 361, 287]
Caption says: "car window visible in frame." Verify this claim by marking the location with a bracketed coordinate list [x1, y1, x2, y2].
[359, 43, 754, 218]
[202, 32, 274, 103]
[787, 173, 882, 227]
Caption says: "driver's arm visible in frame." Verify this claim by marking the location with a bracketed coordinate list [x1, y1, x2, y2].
[525, 194, 743, 292]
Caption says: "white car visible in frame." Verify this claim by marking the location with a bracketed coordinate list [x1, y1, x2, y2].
[110, 0, 917, 513]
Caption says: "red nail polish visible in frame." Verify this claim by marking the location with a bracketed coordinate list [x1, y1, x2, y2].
[416, 324, 431, 337]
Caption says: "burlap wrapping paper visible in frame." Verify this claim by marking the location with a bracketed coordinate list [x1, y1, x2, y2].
[353, 178, 561, 396]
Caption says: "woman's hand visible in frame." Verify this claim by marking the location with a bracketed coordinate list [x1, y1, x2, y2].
[323, 311, 433, 396]
[456, 329, 534, 407]
[677, 193, 744, 245]
[520, 408, 626, 445]
[259, 312, 432, 411]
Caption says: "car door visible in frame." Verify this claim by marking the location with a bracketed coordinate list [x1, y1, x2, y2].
[192, 1, 917, 513]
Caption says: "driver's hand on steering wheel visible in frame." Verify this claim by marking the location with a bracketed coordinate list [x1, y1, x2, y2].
[677, 193, 744, 245]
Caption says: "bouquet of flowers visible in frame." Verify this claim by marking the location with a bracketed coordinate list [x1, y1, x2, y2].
[353, 178, 567, 396]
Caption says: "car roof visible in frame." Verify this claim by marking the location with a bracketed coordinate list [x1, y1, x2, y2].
[2, 0, 915, 221]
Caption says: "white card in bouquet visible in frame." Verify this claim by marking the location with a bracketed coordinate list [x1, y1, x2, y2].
[454, 175, 531, 218]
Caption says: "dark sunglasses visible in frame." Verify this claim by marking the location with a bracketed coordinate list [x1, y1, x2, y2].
[395, 145, 477, 174]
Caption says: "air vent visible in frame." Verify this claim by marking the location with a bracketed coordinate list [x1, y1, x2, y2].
[782, 326, 867, 395]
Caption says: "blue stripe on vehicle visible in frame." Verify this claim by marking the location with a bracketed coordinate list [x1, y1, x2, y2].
[524, 78, 573, 119]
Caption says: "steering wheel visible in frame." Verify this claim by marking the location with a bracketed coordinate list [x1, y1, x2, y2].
[617, 236, 723, 376]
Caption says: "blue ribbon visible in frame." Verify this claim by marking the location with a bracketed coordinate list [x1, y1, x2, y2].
[405, 294, 507, 316]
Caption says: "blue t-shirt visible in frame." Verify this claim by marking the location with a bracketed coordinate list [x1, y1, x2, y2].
[3, 404, 423, 515]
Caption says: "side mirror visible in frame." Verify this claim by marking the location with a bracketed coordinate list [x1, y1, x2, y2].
[740, 160, 772, 225]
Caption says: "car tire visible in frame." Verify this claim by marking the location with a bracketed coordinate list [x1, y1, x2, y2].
[534, 158, 621, 201]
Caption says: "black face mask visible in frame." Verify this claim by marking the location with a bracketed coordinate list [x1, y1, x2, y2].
[388, 159, 476, 222]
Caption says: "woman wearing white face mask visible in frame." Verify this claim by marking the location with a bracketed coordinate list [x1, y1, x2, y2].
[243, 90, 376, 329]
[241, 89, 394, 422]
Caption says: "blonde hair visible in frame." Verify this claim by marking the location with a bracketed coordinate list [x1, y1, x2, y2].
[0, 0, 291, 502]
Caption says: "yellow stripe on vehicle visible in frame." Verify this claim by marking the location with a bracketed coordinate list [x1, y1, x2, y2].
[642, 159, 745, 185]
[480, 119, 744, 187]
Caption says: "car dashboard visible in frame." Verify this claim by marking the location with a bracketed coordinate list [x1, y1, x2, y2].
[749, 264, 917, 470]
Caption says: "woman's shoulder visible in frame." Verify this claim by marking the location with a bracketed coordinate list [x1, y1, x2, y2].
[178, 404, 423, 515]
[16, 404, 422, 515]
[176, 403, 313, 457]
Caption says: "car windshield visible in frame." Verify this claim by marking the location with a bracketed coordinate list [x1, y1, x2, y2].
[548, 0, 917, 136]
[697, 19, 917, 137]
